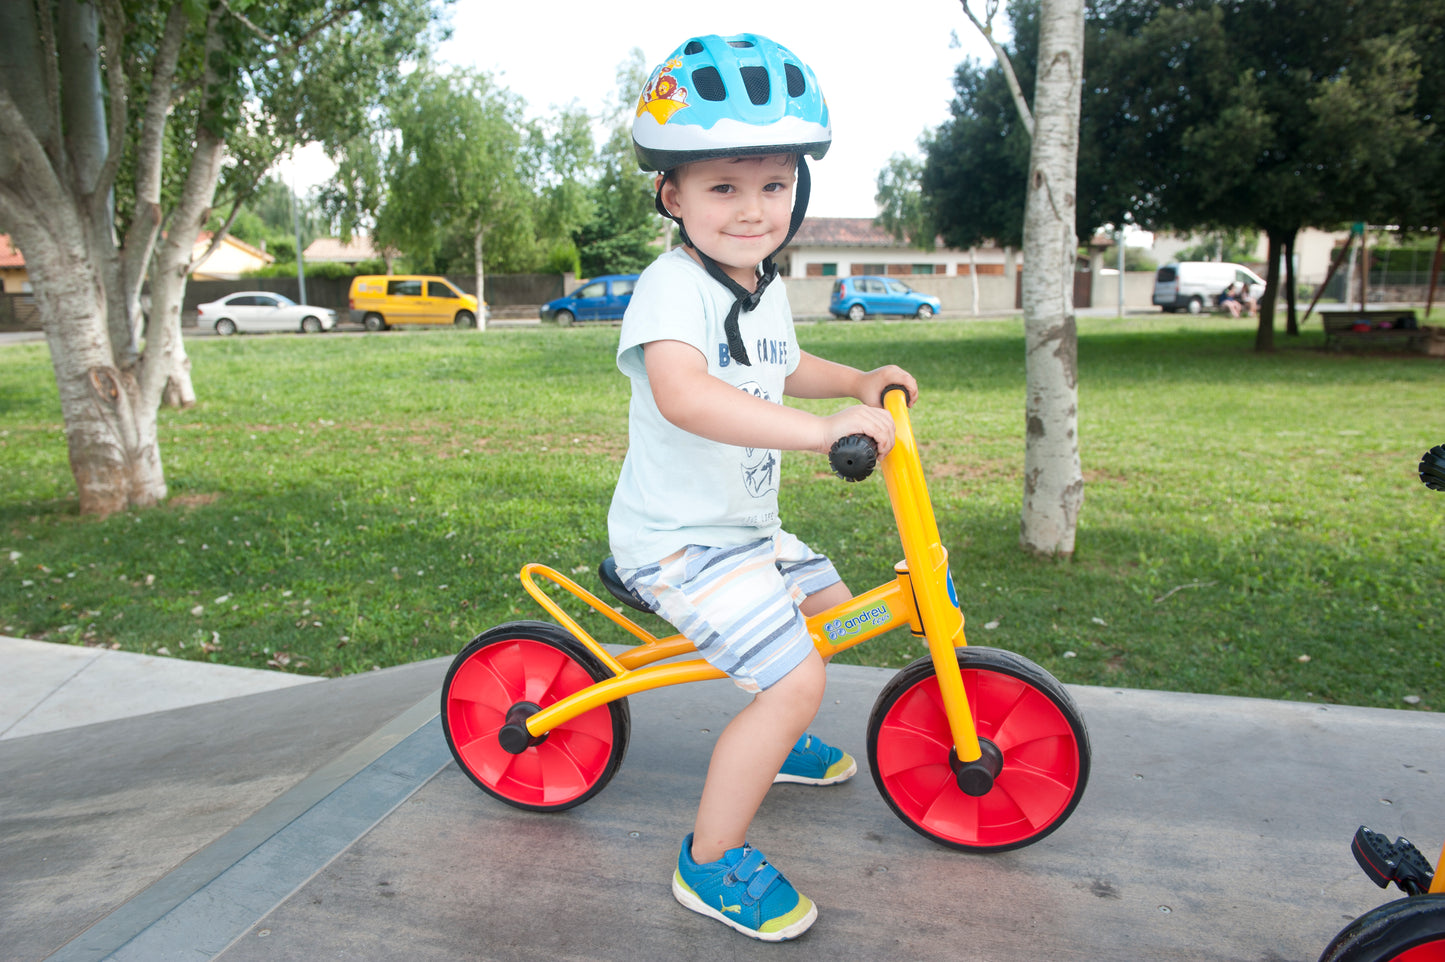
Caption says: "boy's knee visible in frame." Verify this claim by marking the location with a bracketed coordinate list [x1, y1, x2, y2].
[773, 650, 827, 712]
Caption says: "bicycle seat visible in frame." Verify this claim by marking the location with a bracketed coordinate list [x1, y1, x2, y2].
[598, 557, 657, 613]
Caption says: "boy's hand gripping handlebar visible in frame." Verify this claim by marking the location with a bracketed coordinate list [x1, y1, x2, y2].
[828, 384, 912, 482]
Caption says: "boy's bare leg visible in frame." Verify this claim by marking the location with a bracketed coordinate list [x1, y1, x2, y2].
[691, 648, 827, 863]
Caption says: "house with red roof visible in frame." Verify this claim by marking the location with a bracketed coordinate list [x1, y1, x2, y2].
[781, 217, 1014, 280]
[0, 235, 29, 293]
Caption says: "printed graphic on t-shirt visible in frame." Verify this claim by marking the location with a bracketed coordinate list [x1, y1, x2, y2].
[737, 381, 779, 499]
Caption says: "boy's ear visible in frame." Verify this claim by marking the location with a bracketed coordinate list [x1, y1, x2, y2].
[657, 173, 680, 219]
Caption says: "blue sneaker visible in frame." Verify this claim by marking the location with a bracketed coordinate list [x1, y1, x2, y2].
[773, 733, 858, 785]
[672, 833, 817, 941]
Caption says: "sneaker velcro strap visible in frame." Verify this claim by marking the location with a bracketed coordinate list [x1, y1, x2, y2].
[731, 847, 780, 901]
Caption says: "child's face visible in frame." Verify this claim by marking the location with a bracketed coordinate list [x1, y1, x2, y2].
[659, 154, 797, 289]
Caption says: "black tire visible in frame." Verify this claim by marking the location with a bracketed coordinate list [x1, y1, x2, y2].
[916, 304, 934, 319]
[847, 304, 866, 321]
[454, 310, 476, 328]
[363, 312, 386, 332]
[556, 309, 575, 327]
[300, 316, 322, 333]
[214, 318, 237, 336]
[1318, 894, 1445, 962]
[1187, 296, 1204, 315]
[441, 621, 631, 812]
[867, 646, 1090, 852]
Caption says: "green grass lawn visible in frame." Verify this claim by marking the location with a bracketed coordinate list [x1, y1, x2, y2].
[2, 314, 1441, 711]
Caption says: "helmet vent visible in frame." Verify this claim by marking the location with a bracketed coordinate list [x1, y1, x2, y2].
[684, 40, 704, 55]
[692, 66, 727, 101]
[785, 63, 806, 98]
[740, 66, 770, 105]
[728, 39, 755, 48]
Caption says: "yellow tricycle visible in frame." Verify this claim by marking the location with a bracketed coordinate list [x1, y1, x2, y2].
[440, 386, 1091, 851]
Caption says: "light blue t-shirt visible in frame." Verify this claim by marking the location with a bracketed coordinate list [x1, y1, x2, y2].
[608, 248, 801, 569]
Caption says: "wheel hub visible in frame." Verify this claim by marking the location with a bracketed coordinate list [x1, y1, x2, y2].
[497, 701, 547, 754]
[950, 737, 1004, 797]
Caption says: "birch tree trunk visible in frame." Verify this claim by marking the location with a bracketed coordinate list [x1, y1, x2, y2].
[968, 247, 980, 315]
[473, 228, 488, 331]
[1018, 0, 1085, 556]
[0, 1, 216, 515]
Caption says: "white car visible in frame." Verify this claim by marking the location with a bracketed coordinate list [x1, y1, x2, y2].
[196, 291, 337, 335]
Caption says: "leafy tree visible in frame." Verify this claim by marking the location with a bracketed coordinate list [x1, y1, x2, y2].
[921, 52, 1032, 251]
[875, 152, 936, 250]
[577, 49, 662, 278]
[1174, 230, 1262, 265]
[1086, 0, 1430, 348]
[374, 67, 535, 315]
[0, 0, 437, 514]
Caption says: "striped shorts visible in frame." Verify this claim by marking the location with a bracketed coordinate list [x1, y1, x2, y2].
[619, 532, 841, 693]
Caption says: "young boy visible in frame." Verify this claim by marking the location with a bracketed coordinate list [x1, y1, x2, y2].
[609, 34, 918, 941]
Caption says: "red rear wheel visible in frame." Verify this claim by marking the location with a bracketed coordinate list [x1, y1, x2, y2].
[442, 622, 630, 812]
[1319, 895, 1445, 962]
[868, 646, 1089, 851]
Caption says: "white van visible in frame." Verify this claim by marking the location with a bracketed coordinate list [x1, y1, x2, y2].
[1153, 262, 1266, 314]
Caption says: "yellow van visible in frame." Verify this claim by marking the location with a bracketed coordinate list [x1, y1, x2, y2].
[348, 275, 481, 330]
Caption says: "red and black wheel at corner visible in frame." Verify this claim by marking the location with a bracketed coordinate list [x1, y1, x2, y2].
[1319, 895, 1445, 962]
[867, 646, 1090, 852]
[441, 621, 631, 812]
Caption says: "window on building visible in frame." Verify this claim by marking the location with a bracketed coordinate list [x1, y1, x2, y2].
[853, 263, 886, 276]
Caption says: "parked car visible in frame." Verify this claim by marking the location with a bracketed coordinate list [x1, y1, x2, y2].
[829, 276, 941, 321]
[1153, 262, 1265, 314]
[540, 274, 639, 325]
[348, 275, 481, 330]
[196, 292, 337, 335]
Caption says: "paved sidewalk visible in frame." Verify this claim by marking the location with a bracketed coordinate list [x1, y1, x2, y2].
[3, 636, 1443, 962]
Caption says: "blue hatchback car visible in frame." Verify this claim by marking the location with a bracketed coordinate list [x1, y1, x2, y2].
[540, 274, 639, 325]
[829, 276, 941, 321]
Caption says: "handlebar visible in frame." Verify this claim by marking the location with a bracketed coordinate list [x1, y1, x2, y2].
[1422, 445, 1445, 491]
[827, 384, 912, 482]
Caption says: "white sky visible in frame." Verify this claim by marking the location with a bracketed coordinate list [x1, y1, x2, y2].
[288, 0, 1006, 218]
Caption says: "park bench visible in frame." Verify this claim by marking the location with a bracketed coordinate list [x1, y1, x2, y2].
[1318, 309, 1429, 351]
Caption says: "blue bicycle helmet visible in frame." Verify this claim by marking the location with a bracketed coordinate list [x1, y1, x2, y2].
[633, 34, 831, 366]
[632, 34, 831, 172]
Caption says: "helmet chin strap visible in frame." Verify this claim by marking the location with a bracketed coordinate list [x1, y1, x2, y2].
[654, 156, 812, 367]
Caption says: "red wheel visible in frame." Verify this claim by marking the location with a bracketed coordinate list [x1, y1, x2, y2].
[867, 646, 1089, 851]
[1319, 895, 1445, 962]
[442, 622, 630, 812]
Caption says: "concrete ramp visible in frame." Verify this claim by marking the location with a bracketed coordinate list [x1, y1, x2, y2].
[7, 660, 1443, 962]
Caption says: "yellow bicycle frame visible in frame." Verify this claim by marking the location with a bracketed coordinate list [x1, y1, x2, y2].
[517, 388, 984, 764]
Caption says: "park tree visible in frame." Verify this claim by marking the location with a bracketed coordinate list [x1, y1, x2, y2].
[954, 0, 1087, 558]
[1086, 0, 1430, 349]
[356, 68, 596, 299]
[0, 0, 437, 515]
[374, 68, 533, 322]
[577, 49, 665, 278]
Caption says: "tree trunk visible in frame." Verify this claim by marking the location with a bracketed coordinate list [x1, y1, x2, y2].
[1283, 233, 1299, 336]
[473, 228, 488, 331]
[969, 247, 980, 315]
[1018, 0, 1086, 558]
[1255, 229, 1286, 351]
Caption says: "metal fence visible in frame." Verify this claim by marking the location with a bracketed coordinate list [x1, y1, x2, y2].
[1, 274, 572, 331]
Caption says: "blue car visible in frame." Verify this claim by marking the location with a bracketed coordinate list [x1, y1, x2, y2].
[829, 276, 941, 321]
[540, 274, 639, 325]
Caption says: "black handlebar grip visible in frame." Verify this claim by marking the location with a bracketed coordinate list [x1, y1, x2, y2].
[830, 433, 877, 482]
[1421, 444, 1445, 491]
[881, 383, 911, 406]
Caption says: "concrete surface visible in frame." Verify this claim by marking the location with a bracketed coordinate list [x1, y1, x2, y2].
[1, 637, 321, 740]
[3, 635, 1442, 962]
